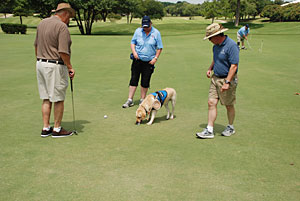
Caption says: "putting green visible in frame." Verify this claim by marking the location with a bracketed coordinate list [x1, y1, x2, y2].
[0, 17, 299, 201]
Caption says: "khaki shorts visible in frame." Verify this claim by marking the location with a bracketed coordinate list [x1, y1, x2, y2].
[237, 32, 244, 43]
[209, 74, 238, 105]
[36, 61, 69, 102]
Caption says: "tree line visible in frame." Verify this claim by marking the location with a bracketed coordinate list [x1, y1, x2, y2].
[0, 0, 298, 35]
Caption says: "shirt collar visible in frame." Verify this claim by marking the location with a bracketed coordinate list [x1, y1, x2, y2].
[142, 27, 153, 35]
[219, 35, 228, 46]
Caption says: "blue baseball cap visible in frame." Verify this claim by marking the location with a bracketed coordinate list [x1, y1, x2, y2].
[142, 16, 151, 28]
[246, 24, 249, 28]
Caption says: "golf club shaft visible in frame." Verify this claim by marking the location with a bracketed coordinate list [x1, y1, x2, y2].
[70, 78, 77, 134]
[246, 40, 252, 50]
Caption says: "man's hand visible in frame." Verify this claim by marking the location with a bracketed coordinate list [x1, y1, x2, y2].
[206, 70, 212, 78]
[149, 58, 157, 65]
[133, 52, 139, 60]
[221, 83, 229, 92]
[69, 68, 75, 79]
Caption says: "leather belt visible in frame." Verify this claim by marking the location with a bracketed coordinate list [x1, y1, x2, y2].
[37, 58, 64, 65]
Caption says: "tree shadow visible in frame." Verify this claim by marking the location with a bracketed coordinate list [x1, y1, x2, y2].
[60, 119, 91, 133]
[222, 21, 264, 30]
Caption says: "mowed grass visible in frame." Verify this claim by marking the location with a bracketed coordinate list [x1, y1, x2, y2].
[0, 16, 300, 201]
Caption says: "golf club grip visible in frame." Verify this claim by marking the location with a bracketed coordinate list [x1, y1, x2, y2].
[70, 77, 73, 92]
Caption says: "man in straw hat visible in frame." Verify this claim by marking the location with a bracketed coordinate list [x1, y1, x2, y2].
[34, 3, 76, 138]
[196, 23, 239, 139]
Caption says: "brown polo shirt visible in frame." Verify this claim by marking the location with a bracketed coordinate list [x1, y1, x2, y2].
[34, 16, 72, 60]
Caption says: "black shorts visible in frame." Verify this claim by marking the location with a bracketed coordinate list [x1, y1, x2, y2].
[129, 59, 154, 88]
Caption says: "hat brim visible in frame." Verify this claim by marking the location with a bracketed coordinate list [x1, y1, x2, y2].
[142, 24, 150, 28]
[52, 8, 75, 18]
[203, 28, 228, 40]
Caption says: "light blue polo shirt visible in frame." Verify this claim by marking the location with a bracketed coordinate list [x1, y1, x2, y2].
[131, 27, 163, 62]
[213, 36, 239, 78]
[238, 26, 250, 37]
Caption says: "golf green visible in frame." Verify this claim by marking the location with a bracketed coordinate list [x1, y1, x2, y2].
[0, 17, 299, 200]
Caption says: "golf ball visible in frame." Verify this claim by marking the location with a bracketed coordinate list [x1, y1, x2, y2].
[104, 115, 108, 119]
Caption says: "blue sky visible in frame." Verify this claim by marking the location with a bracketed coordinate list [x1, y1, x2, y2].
[157, 0, 206, 4]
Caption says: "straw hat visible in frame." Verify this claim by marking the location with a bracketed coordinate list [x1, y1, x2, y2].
[203, 23, 228, 40]
[52, 3, 75, 18]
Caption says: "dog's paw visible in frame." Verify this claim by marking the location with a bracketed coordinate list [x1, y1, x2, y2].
[147, 122, 152, 125]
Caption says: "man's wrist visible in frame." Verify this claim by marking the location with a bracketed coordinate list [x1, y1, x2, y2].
[154, 56, 158, 60]
[225, 80, 230, 84]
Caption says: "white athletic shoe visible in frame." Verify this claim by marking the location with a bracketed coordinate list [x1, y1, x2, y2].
[196, 128, 214, 139]
[122, 100, 134, 108]
[222, 126, 236, 137]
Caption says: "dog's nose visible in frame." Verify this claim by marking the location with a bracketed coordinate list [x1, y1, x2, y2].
[136, 121, 141, 125]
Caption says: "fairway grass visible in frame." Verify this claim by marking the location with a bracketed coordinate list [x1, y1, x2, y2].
[0, 17, 299, 201]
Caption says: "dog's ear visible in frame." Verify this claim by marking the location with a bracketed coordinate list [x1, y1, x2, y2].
[152, 99, 161, 110]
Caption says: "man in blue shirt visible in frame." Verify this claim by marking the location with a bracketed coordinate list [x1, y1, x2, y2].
[196, 23, 239, 139]
[123, 16, 163, 108]
[237, 24, 250, 49]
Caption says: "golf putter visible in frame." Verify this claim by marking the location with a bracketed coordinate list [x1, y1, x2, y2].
[246, 40, 252, 50]
[70, 76, 78, 135]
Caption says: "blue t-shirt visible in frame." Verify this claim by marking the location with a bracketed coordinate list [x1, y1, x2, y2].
[131, 27, 163, 62]
[213, 36, 239, 77]
[238, 26, 250, 37]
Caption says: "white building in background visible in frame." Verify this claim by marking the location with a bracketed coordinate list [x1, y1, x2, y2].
[281, 0, 300, 6]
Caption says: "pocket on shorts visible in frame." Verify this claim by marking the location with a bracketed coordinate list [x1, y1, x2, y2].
[53, 65, 68, 101]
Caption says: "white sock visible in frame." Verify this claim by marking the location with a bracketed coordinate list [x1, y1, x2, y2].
[228, 124, 234, 129]
[207, 125, 213, 133]
[43, 126, 51, 131]
[53, 127, 61, 132]
[128, 98, 133, 102]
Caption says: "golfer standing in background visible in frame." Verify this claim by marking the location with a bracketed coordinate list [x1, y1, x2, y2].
[34, 3, 75, 138]
[237, 24, 250, 49]
[196, 23, 239, 139]
[122, 16, 163, 108]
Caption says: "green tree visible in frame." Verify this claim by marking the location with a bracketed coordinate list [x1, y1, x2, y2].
[202, 0, 221, 23]
[13, 0, 33, 24]
[182, 3, 201, 18]
[142, 0, 165, 20]
[98, 0, 116, 22]
[68, 0, 105, 35]
[234, 0, 241, 26]
[29, 0, 57, 19]
[114, 0, 138, 24]
[0, 0, 15, 18]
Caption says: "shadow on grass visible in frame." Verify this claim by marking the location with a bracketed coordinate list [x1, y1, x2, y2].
[137, 115, 176, 125]
[61, 119, 90, 133]
[199, 123, 226, 135]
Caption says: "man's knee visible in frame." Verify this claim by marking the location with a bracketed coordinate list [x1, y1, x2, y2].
[225, 105, 234, 110]
[208, 99, 218, 107]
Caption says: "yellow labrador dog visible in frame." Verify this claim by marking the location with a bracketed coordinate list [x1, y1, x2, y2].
[136, 88, 176, 125]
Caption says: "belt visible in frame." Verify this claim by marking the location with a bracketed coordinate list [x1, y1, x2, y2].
[37, 58, 64, 65]
[216, 75, 227, 78]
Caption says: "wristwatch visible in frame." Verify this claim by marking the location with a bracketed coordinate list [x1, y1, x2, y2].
[154, 56, 158, 60]
[225, 80, 231, 84]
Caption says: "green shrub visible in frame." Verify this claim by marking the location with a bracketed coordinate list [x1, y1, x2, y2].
[261, 4, 300, 22]
[0, 23, 27, 34]
[108, 13, 122, 22]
